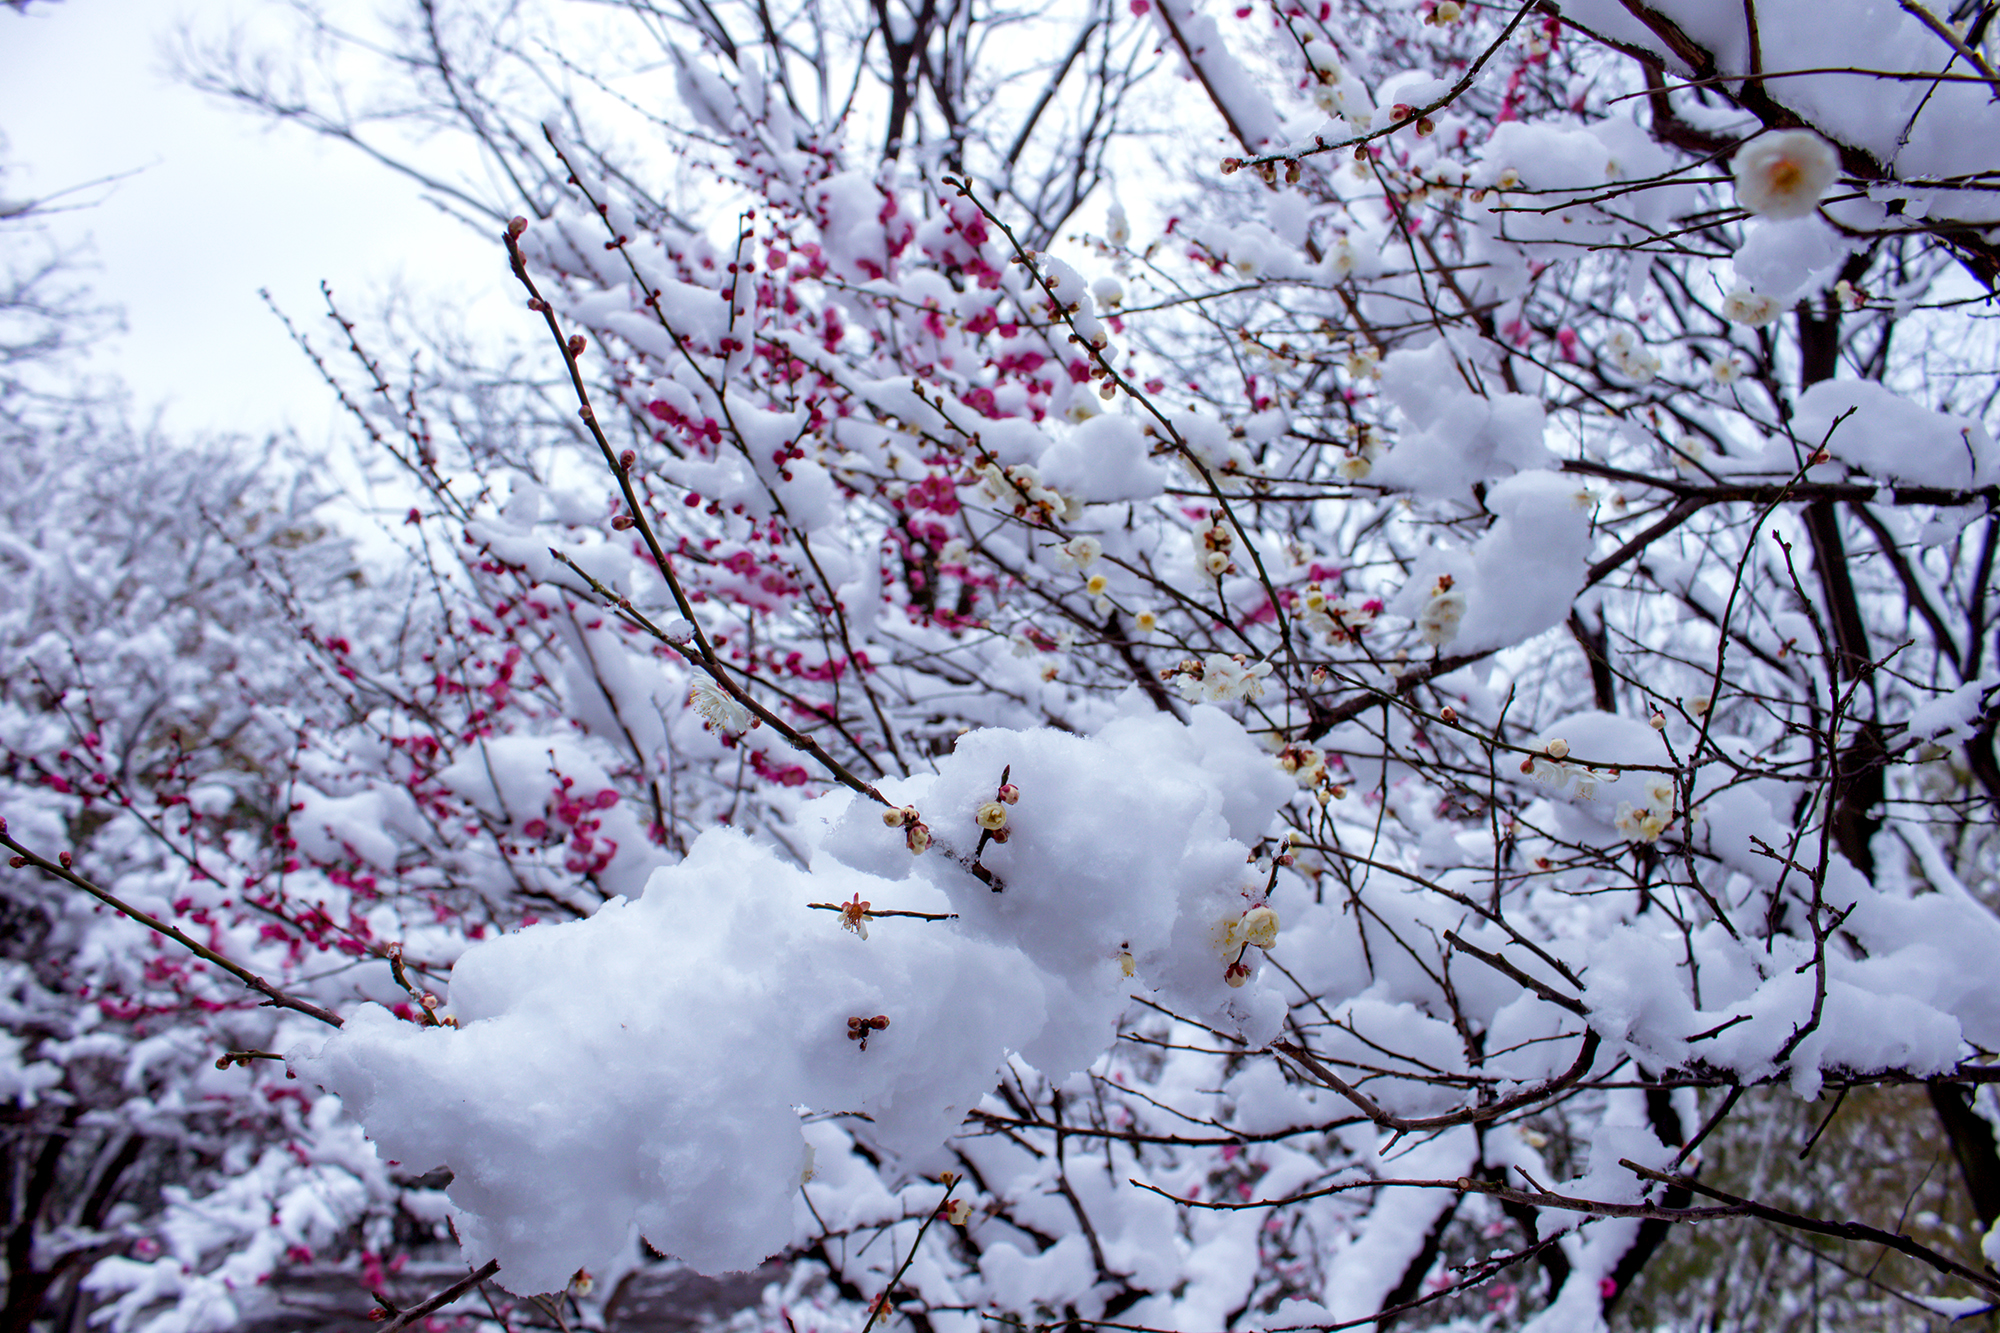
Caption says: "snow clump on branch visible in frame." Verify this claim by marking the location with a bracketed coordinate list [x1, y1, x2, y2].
[299, 707, 1290, 1293]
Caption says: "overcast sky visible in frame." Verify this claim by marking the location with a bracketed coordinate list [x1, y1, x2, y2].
[1, 0, 505, 441]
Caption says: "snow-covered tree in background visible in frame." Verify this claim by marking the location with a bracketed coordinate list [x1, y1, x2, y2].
[8, 0, 2000, 1330]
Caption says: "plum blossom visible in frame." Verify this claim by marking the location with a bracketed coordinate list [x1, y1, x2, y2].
[1614, 774, 1677, 843]
[1058, 535, 1103, 569]
[1732, 130, 1840, 219]
[839, 893, 872, 940]
[1416, 577, 1467, 647]
[1238, 906, 1280, 949]
[1722, 286, 1781, 326]
[1606, 328, 1661, 383]
[1301, 586, 1378, 643]
[1104, 203, 1131, 247]
[690, 677, 753, 735]
[1165, 654, 1273, 703]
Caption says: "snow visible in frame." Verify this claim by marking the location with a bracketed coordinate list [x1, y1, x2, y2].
[1789, 378, 1999, 490]
[1034, 413, 1168, 503]
[301, 707, 1292, 1291]
[1371, 339, 1552, 497]
[1908, 678, 1996, 742]
[1391, 472, 1593, 654]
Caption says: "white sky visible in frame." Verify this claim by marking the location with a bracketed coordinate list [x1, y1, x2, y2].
[0, 0, 505, 440]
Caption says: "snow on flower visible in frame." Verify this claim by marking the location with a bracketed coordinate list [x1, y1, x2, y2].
[1732, 130, 1840, 220]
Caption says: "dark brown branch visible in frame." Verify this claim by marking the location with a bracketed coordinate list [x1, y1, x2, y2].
[1, 829, 343, 1030]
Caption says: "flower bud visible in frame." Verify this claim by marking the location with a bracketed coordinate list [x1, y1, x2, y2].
[1544, 738, 1570, 760]
[567, 334, 588, 357]
[976, 801, 1009, 831]
[997, 783, 1020, 804]
[507, 216, 528, 238]
[906, 822, 932, 854]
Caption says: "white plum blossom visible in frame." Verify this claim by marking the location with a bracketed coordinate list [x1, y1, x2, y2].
[1722, 286, 1782, 326]
[1104, 203, 1131, 247]
[1300, 585, 1377, 643]
[1614, 773, 1678, 843]
[1670, 436, 1713, 476]
[690, 677, 753, 735]
[1606, 328, 1661, 383]
[1057, 535, 1103, 569]
[1416, 579, 1468, 647]
[1733, 130, 1840, 219]
[1166, 653, 1273, 703]
[1239, 905, 1280, 949]
[979, 461, 1078, 520]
